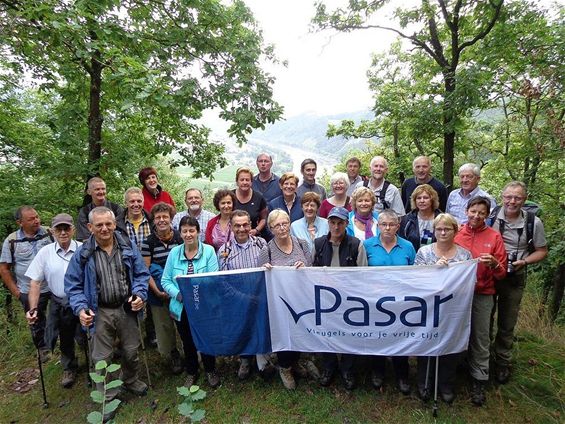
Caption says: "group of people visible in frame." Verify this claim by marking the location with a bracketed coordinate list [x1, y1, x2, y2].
[0, 154, 548, 415]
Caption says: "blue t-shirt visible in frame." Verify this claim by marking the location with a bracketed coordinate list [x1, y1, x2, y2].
[364, 235, 416, 266]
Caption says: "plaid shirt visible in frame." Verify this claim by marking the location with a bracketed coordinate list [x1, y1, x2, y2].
[124, 215, 152, 250]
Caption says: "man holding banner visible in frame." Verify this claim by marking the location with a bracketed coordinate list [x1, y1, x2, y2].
[364, 210, 416, 394]
[313, 207, 367, 390]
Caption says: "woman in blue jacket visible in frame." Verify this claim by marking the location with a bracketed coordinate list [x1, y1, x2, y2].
[161, 216, 220, 389]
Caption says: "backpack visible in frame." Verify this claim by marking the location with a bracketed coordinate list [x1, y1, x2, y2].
[363, 180, 391, 210]
[488, 205, 536, 254]
[8, 228, 54, 264]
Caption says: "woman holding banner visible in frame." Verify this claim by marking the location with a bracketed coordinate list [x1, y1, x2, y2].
[162, 216, 221, 389]
[257, 209, 312, 390]
[454, 196, 506, 406]
[414, 213, 471, 403]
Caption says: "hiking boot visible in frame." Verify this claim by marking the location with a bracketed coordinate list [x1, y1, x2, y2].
[61, 370, 76, 388]
[170, 351, 183, 375]
[319, 369, 334, 387]
[39, 349, 50, 364]
[292, 363, 308, 379]
[418, 384, 430, 402]
[279, 367, 296, 390]
[125, 379, 148, 396]
[305, 360, 320, 380]
[397, 378, 410, 395]
[184, 374, 197, 388]
[496, 366, 511, 384]
[342, 371, 356, 391]
[206, 371, 220, 388]
[471, 378, 486, 406]
[371, 371, 384, 390]
[238, 358, 251, 381]
[258, 363, 276, 381]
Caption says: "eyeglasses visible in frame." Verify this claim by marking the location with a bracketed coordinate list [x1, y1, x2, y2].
[271, 222, 290, 231]
[378, 222, 398, 229]
[502, 195, 524, 202]
[232, 223, 251, 229]
[54, 225, 72, 233]
[435, 227, 455, 233]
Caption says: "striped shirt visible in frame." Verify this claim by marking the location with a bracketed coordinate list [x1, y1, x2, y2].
[171, 209, 215, 242]
[94, 242, 129, 306]
[257, 236, 313, 267]
[217, 236, 267, 271]
[141, 231, 183, 267]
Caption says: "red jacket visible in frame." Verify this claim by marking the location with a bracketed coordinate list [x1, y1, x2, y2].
[455, 224, 507, 295]
[142, 185, 175, 213]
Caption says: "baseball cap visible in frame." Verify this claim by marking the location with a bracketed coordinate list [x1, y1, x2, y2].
[327, 207, 349, 221]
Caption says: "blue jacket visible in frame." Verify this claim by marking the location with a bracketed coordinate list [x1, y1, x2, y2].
[346, 210, 380, 237]
[64, 232, 149, 333]
[161, 241, 219, 321]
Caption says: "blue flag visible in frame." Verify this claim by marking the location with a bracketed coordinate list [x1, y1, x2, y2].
[178, 269, 272, 356]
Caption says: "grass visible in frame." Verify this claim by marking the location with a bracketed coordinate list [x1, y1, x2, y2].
[0, 288, 563, 424]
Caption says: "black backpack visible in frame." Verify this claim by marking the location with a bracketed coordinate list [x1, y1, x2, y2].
[488, 205, 536, 254]
[363, 180, 391, 210]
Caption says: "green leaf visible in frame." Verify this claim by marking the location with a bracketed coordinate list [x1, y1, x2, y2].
[189, 385, 200, 393]
[95, 360, 108, 371]
[190, 409, 206, 422]
[191, 389, 207, 401]
[105, 399, 121, 414]
[106, 363, 121, 373]
[90, 390, 104, 404]
[176, 386, 190, 396]
[86, 411, 103, 424]
[90, 373, 105, 384]
[106, 379, 123, 389]
[177, 402, 194, 417]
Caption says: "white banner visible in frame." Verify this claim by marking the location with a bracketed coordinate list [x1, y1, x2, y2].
[266, 260, 477, 356]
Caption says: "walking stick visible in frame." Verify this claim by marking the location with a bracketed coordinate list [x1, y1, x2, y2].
[84, 310, 93, 387]
[432, 356, 439, 418]
[130, 295, 151, 387]
[28, 308, 48, 408]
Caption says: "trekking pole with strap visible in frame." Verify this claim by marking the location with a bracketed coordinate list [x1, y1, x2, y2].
[432, 355, 439, 418]
[128, 295, 151, 387]
[84, 309, 93, 387]
[29, 308, 48, 409]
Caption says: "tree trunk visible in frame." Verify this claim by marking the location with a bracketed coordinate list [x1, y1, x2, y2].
[549, 263, 564, 323]
[442, 70, 456, 190]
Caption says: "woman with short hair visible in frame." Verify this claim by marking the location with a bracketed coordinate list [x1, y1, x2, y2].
[346, 186, 378, 241]
[205, 189, 236, 251]
[318, 172, 351, 218]
[290, 192, 329, 253]
[399, 184, 442, 251]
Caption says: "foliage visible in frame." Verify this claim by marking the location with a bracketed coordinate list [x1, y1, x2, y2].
[87, 360, 123, 424]
[177, 384, 207, 422]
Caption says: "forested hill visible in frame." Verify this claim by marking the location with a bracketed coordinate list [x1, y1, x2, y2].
[252, 110, 374, 156]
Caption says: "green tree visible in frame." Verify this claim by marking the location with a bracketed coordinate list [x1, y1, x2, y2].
[0, 0, 283, 181]
[313, 0, 504, 188]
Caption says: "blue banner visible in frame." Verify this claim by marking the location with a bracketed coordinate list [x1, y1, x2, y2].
[178, 269, 272, 356]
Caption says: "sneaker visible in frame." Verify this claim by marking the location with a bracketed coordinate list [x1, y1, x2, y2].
[238, 359, 251, 381]
[495, 366, 511, 384]
[371, 371, 384, 390]
[184, 374, 197, 388]
[125, 379, 148, 396]
[206, 371, 220, 388]
[342, 371, 356, 391]
[471, 378, 486, 406]
[61, 370, 76, 388]
[397, 378, 410, 395]
[39, 349, 50, 364]
[319, 369, 334, 387]
[279, 367, 296, 390]
[170, 351, 184, 375]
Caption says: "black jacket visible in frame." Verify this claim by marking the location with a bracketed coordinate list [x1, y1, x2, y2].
[313, 233, 360, 267]
[399, 209, 441, 252]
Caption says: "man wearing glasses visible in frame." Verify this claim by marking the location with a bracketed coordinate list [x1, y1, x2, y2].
[363, 210, 416, 395]
[490, 182, 547, 384]
[25, 213, 82, 388]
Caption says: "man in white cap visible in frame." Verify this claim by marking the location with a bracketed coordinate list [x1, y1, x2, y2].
[25, 213, 82, 387]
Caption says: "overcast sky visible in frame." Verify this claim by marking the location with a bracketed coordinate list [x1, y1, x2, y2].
[243, 0, 398, 117]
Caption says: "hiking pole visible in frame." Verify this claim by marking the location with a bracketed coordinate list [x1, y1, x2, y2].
[84, 310, 93, 387]
[424, 357, 431, 401]
[432, 356, 439, 418]
[29, 308, 48, 409]
[130, 295, 151, 387]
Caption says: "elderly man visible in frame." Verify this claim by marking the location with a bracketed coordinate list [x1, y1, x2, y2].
[119, 187, 153, 249]
[0, 206, 53, 361]
[25, 214, 82, 387]
[401, 156, 448, 212]
[446, 163, 496, 224]
[356, 156, 405, 216]
[364, 210, 416, 395]
[172, 188, 214, 242]
[490, 182, 547, 384]
[313, 207, 367, 390]
[77, 177, 124, 241]
[252, 153, 283, 202]
[65, 206, 150, 411]
[345, 157, 367, 196]
[296, 158, 327, 200]
[217, 210, 268, 380]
